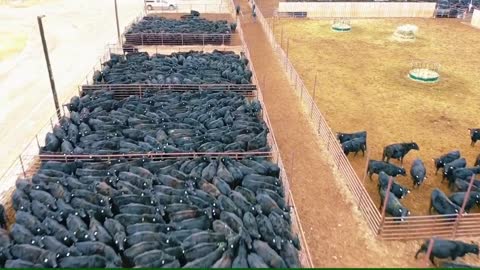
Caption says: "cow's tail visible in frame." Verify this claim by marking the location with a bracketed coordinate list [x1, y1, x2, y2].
[382, 148, 387, 162]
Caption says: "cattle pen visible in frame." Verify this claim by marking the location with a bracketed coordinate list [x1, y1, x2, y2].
[0, 5, 314, 268]
[252, 4, 480, 241]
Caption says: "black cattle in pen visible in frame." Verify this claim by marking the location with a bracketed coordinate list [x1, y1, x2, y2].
[433, 150, 460, 175]
[382, 142, 419, 164]
[415, 238, 479, 266]
[468, 128, 480, 146]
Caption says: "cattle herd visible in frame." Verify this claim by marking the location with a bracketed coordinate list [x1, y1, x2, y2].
[124, 12, 236, 46]
[338, 129, 480, 265]
[0, 155, 300, 268]
[0, 43, 304, 268]
[93, 51, 252, 85]
[41, 90, 268, 155]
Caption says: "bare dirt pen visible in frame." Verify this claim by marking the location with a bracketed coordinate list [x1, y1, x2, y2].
[273, 18, 480, 216]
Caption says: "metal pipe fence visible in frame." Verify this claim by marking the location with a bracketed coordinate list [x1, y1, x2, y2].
[254, 4, 480, 241]
[145, 3, 234, 14]
[81, 84, 257, 99]
[123, 32, 241, 46]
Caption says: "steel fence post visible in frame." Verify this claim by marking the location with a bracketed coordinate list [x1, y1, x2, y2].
[310, 73, 317, 117]
[35, 135, 41, 150]
[280, 27, 284, 49]
[362, 152, 370, 183]
[19, 155, 26, 178]
[377, 176, 394, 236]
[452, 174, 475, 238]
[423, 238, 435, 267]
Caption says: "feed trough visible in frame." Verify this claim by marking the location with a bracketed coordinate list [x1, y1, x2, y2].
[408, 62, 440, 83]
[331, 19, 351, 32]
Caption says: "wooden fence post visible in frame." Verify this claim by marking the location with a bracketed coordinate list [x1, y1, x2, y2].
[377, 176, 394, 236]
[452, 174, 475, 238]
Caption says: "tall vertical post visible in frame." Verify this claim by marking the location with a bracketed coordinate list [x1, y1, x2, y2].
[378, 176, 394, 235]
[280, 27, 284, 49]
[37, 16, 61, 121]
[114, 0, 122, 47]
[423, 238, 435, 267]
[310, 73, 317, 117]
[452, 174, 475, 238]
[362, 152, 369, 183]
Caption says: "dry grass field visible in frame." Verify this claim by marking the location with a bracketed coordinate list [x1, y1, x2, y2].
[273, 18, 480, 216]
[0, 31, 27, 61]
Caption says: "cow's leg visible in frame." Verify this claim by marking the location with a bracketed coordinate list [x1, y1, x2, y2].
[400, 156, 404, 165]
[368, 172, 373, 181]
[428, 200, 433, 215]
[361, 148, 365, 157]
[471, 140, 475, 147]
[354, 150, 358, 157]
[429, 255, 436, 267]
[414, 245, 426, 259]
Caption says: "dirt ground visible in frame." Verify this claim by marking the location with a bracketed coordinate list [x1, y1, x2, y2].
[272, 18, 480, 216]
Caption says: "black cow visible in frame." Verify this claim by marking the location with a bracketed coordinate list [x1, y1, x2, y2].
[336, 131, 367, 144]
[449, 192, 480, 212]
[454, 178, 480, 192]
[433, 150, 460, 175]
[443, 158, 467, 181]
[104, 218, 126, 251]
[382, 142, 419, 164]
[341, 137, 366, 157]
[410, 158, 427, 188]
[0, 204, 6, 229]
[378, 187, 410, 222]
[367, 160, 406, 180]
[446, 167, 480, 188]
[377, 172, 410, 199]
[415, 238, 479, 266]
[468, 128, 480, 146]
[440, 261, 480, 268]
[475, 153, 480, 167]
[429, 188, 461, 215]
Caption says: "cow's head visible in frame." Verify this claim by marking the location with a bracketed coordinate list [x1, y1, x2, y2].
[410, 142, 420, 150]
[114, 232, 127, 251]
[40, 251, 58, 268]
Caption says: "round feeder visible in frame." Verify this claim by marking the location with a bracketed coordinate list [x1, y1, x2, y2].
[393, 24, 418, 41]
[331, 19, 351, 32]
[408, 68, 440, 83]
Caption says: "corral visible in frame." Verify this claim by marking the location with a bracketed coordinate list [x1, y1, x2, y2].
[272, 18, 480, 219]
[122, 13, 241, 46]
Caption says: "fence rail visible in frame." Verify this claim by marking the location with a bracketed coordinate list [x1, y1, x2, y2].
[145, 3, 235, 14]
[255, 3, 480, 241]
[81, 83, 257, 98]
[124, 32, 240, 46]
